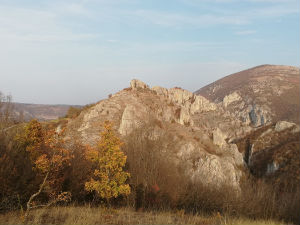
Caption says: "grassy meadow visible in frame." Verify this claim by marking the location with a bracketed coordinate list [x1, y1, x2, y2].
[0, 206, 287, 225]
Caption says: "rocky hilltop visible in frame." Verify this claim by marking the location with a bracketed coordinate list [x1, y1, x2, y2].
[195, 65, 300, 125]
[63, 66, 299, 191]
[65, 79, 248, 189]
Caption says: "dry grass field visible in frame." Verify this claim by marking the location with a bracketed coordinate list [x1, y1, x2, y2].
[0, 206, 287, 225]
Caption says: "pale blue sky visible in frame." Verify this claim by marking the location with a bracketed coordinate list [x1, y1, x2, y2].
[0, 0, 299, 104]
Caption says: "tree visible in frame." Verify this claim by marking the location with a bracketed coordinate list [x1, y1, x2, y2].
[0, 91, 15, 130]
[85, 121, 130, 204]
[15, 120, 71, 218]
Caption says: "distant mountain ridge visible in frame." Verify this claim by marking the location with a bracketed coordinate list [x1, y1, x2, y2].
[13, 103, 81, 121]
[195, 65, 300, 125]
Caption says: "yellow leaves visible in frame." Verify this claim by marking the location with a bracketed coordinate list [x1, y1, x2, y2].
[85, 121, 131, 201]
[16, 119, 72, 200]
[85, 145, 99, 162]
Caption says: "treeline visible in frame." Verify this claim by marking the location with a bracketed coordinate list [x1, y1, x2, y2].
[0, 92, 299, 224]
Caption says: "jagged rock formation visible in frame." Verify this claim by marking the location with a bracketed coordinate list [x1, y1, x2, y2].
[195, 65, 300, 125]
[130, 79, 149, 90]
[63, 65, 300, 190]
[65, 79, 247, 188]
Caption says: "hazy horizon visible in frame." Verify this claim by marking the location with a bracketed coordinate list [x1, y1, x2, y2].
[0, 0, 299, 105]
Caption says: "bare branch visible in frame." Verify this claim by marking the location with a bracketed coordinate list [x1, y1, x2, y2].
[25, 170, 50, 218]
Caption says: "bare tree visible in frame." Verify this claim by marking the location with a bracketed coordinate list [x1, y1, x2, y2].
[0, 91, 15, 131]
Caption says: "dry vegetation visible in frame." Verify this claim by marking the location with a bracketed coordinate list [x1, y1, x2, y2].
[0, 206, 286, 225]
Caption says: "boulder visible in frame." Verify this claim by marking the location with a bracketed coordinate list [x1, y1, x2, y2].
[275, 121, 296, 132]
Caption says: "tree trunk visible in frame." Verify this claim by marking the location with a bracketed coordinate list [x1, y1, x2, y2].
[25, 170, 49, 218]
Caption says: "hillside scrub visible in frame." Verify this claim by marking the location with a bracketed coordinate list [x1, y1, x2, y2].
[122, 122, 300, 224]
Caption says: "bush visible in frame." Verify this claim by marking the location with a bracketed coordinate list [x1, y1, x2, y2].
[122, 120, 186, 210]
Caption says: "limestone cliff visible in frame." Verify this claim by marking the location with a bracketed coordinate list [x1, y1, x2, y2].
[65, 79, 248, 189]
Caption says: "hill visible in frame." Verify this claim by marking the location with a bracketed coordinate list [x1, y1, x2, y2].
[64, 79, 247, 189]
[195, 65, 300, 125]
[12, 103, 81, 121]
[63, 75, 299, 193]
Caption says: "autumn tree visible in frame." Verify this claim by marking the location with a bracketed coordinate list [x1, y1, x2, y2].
[85, 121, 130, 205]
[15, 120, 71, 217]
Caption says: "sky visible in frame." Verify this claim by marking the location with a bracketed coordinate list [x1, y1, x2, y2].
[0, 0, 299, 105]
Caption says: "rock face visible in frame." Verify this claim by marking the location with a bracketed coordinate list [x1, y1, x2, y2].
[213, 128, 227, 147]
[195, 65, 300, 125]
[150, 86, 218, 126]
[177, 142, 242, 187]
[63, 66, 299, 191]
[235, 121, 300, 179]
[65, 79, 247, 189]
[212, 128, 244, 167]
[274, 121, 296, 132]
[223, 92, 242, 108]
[118, 104, 147, 135]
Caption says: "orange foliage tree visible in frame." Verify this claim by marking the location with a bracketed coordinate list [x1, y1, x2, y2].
[16, 120, 71, 217]
[85, 121, 130, 204]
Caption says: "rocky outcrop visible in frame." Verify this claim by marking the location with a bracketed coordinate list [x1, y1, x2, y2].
[118, 104, 147, 135]
[152, 86, 168, 96]
[177, 140, 242, 188]
[275, 121, 296, 132]
[212, 128, 244, 167]
[167, 88, 194, 105]
[64, 79, 248, 189]
[130, 79, 149, 90]
[223, 92, 242, 108]
[151, 86, 217, 126]
[191, 95, 217, 113]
